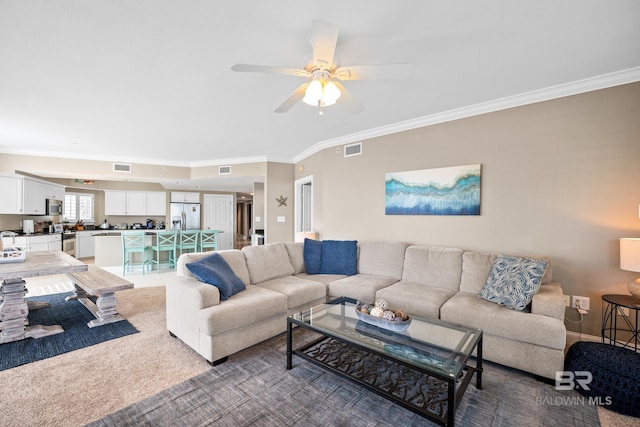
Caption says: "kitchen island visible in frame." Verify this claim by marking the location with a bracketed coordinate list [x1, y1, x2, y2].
[94, 231, 155, 267]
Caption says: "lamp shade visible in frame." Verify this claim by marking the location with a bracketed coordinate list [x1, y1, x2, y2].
[295, 231, 317, 242]
[620, 238, 640, 272]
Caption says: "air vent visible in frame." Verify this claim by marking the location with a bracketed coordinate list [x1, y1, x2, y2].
[344, 142, 362, 158]
[113, 163, 131, 172]
[219, 165, 231, 175]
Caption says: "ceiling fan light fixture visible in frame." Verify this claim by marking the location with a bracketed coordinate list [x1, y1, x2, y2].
[302, 77, 341, 107]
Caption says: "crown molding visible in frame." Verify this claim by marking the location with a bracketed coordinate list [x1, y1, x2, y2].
[292, 67, 640, 163]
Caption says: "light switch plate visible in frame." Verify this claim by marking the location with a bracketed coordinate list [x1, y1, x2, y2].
[277, 216, 285, 223]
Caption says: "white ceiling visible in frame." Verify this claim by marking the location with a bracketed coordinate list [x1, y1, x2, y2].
[1, 1, 639, 191]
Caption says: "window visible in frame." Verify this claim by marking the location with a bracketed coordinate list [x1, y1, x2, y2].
[64, 193, 94, 222]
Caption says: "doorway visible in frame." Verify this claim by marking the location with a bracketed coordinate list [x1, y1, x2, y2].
[203, 194, 234, 250]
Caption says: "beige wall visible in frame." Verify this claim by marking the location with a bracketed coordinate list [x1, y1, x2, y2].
[295, 82, 640, 337]
[265, 162, 295, 243]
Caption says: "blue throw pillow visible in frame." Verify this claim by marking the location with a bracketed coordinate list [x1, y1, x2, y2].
[479, 255, 548, 311]
[303, 238, 323, 274]
[186, 253, 246, 300]
[320, 240, 358, 275]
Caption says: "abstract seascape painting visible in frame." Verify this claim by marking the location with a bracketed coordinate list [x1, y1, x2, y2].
[385, 164, 481, 215]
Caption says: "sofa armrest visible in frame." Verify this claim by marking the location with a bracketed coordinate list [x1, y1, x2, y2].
[166, 276, 221, 310]
[531, 282, 564, 320]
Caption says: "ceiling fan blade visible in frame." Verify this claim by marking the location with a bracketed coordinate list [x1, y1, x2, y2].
[231, 64, 309, 77]
[333, 81, 363, 114]
[311, 20, 339, 69]
[274, 82, 309, 113]
[334, 64, 411, 80]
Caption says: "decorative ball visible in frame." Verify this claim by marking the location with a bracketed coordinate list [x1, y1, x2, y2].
[382, 310, 395, 321]
[375, 299, 388, 310]
[360, 306, 370, 314]
[393, 316, 404, 322]
[370, 307, 384, 317]
[394, 309, 408, 321]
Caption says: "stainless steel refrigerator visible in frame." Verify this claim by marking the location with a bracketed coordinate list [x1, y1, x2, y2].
[170, 203, 201, 230]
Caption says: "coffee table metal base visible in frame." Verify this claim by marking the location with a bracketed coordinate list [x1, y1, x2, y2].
[287, 321, 482, 426]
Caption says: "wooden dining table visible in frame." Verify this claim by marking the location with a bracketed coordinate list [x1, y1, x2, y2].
[0, 250, 88, 344]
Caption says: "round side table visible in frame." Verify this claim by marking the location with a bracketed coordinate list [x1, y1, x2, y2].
[601, 294, 640, 351]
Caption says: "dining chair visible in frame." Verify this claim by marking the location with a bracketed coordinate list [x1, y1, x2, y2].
[151, 231, 178, 270]
[199, 229, 219, 252]
[177, 230, 199, 256]
[121, 231, 151, 276]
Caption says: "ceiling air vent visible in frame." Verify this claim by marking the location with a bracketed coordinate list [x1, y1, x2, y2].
[113, 163, 132, 172]
[344, 142, 362, 158]
[219, 165, 231, 175]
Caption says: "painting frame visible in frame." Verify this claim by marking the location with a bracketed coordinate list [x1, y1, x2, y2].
[385, 164, 481, 216]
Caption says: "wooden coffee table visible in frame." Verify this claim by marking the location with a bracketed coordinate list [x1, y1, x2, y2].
[287, 297, 483, 427]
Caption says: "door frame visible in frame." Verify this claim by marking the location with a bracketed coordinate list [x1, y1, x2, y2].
[294, 175, 313, 237]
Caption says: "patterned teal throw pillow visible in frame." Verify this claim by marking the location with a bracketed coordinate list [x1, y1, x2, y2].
[479, 255, 549, 311]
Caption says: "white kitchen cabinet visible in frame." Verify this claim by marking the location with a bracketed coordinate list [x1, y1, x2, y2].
[105, 190, 166, 216]
[0, 175, 23, 214]
[75, 230, 97, 258]
[47, 234, 62, 251]
[22, 179, 47, 215]
[104, 191, 126, 215]
[22, 178, 65, 215]
[146, 191, 167, 216]
[6, 235, 60, 252]
[170, 192, 200, 203]
[125, 192, 147, 215]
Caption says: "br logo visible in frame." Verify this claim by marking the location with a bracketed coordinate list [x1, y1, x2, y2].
[555, 371, 593, 391]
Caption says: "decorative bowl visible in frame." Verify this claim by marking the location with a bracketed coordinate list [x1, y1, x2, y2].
[355, 302, 412, 332]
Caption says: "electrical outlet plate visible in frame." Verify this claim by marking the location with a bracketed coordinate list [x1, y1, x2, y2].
[572, 296, 590, 311]
[563, 295, 570, 307]
[618, 307, 630, 316]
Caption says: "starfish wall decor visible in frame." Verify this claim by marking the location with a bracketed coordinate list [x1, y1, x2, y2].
[276, 195, 288, 207]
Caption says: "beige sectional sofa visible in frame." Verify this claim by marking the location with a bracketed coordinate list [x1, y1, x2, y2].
[166, 241, 566, 379]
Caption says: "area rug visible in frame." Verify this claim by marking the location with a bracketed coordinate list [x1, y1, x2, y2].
[90, 328, 602, 427]
[0, 292, 138, 371]
[0, 286, 211, 427]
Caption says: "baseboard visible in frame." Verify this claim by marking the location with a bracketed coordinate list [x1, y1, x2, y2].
[565, 331, 601, 349]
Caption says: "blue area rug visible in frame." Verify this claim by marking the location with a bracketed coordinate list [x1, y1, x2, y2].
[0, 292, 138, 370]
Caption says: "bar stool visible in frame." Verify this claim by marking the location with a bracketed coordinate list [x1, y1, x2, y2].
[199, 229, 219, 252]
[151, 231, 178, 270]
[177, 230, 199, 256]
[121, 231, 150, 276]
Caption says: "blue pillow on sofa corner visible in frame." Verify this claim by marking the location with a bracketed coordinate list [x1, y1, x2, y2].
[186, 253, 246, 300]
[320, 240, 358, 275]
[303, 238, 323, 274]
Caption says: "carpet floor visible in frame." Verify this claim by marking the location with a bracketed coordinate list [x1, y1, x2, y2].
[90, 328, 603, 427]
[1, 292, 138, 371]
[0, 286, 210, 427]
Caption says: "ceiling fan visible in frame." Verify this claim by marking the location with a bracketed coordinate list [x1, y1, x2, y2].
[231, 20, 410, 114]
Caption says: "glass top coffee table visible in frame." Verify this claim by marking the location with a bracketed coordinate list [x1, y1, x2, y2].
[287, 297, 482, 427]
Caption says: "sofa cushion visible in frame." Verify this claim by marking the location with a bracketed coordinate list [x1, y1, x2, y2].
[185, 253, 246, 300]
[256, 276, 327, 309]
[284, 242, 305, 274]
[320, 240, 357, 275]
[440, 292, 566, 350]
[242, 243, 295, 284]
[303, 238, 323, 274]
[401, 246, 463, 292]
[376, 280, 456, 319]
[328, 274, 398, 303]
[198, 286, 288, 335]
[357, 241, 409, 280]
[296, 273, 347, 286]
[460, 251, 553, 294]
[479, 255, 549, 311]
